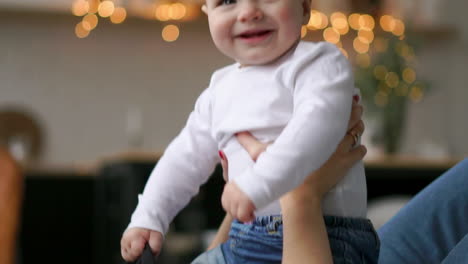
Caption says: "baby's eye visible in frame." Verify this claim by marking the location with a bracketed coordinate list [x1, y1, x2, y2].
[220, 0, 236, 5]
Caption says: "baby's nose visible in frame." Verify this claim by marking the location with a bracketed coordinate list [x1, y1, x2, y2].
[237, 1, 263, 22]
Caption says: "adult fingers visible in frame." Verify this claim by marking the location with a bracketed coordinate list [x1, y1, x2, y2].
[349, 120, 365, 137]
[344, 145, 367, 167]
[336, 120, 365, 154]
[347, 101, 364, 131]
[219, 151, 229, 182]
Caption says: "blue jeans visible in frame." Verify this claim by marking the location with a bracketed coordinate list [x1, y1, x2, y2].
[192, 215, 379, 264]
[378, 158, 468, 263]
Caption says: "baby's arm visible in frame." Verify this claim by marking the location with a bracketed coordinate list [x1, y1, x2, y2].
[232, 43, 355, 211]
[121, 88, 219, 261]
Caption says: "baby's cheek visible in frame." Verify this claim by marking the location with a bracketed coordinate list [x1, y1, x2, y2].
[278, 8, 303, 33]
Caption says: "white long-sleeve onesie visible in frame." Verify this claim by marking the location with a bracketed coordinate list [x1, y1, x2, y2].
[128, 41, 367, 235]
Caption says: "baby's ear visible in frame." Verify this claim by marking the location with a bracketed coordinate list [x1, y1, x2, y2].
[201, 4, 208, 14]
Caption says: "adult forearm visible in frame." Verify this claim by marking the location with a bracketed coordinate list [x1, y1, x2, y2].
[207, 213, 233, 251]
[281, 194, 333, 264]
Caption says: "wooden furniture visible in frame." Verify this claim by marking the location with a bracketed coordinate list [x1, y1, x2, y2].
[0, 149, 23, 264]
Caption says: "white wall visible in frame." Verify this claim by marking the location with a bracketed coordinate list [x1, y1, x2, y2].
[1, 11, 231, 163]
[1, 6, 467, 164]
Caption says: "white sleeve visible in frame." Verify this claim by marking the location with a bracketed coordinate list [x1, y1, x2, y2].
[127, 88, 219, 235]
[233, 44, 354, 210]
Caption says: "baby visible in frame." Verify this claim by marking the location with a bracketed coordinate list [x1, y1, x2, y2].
[121, 0, 378, 262]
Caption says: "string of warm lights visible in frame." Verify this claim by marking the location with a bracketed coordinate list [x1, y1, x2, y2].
[71, 0, 200, 39]
[71, 0, 425, 105]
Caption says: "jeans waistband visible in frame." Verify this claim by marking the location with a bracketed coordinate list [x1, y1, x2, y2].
[235, 215, 374, 233]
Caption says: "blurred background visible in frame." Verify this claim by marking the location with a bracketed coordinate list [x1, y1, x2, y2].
[0, 0, 467, 263]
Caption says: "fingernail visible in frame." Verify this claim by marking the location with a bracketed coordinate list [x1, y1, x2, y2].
[353, 95, 360, 102]
[218, 150, 225, 160]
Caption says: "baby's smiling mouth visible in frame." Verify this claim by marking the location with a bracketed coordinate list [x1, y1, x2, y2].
[238, 30, 273, 39]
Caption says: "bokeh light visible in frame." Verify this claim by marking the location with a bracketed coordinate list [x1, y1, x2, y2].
[82, 13, 98, 31]
[75, 22, 90, 38]
[323, 27, 340, 44]
[403, 68, 416, 84]
[162, 24, 180, 42]
[72, 0, 89, 16]
[374, 65, 388, 80]
[385, 72, 400, 88]
[358, 29, 374, 44]
[307, 10, 328, 30]
[98, 1, 115, 17]
[169, 3, 187, 20]
[353, 37, 369, 53]
[348, 13, 361, 30]
[380, 15, 395, 32]
[358, 14, 375, 30]
[110, 7, 127, 24]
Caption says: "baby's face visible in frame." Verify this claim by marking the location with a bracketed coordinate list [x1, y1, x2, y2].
[203, 0, 310, 66]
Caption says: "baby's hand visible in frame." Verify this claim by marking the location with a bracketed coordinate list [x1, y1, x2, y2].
[221, 181, 256, 222]
[120, 227, 163, 262]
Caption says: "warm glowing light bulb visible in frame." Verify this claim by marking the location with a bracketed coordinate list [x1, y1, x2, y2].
[162, 24, 180, 42]
[392, 19, 405, 36]
[403, 68, 416, 84]
[110, 7, 127, 24]
[353, 37, 369, 54]
[156, 4, 171, 21]
[72, 0, 89, 16]
[88, 0, 100, 13]
[385, 72, 400, 88]
[348, 13, 361, 30]
[323, 27, 340, 44]
[358, 29, 374, 44]
[317, 12, 329, 29]
[358, 14, 375, 30]
[83, 13, 98, 30]
[169, 3, 187, 20]
[75, 22, 90, 38]
[380, 15, 395, 32]
[331, 12, 347, 24]
[98, 0, 115, 17]
[307, 10, 328, 30]
[331, 13, 349, 35]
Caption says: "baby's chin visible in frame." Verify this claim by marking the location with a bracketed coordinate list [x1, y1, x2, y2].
[235, 55, 281, 67]
[233, 45, 296, 67]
